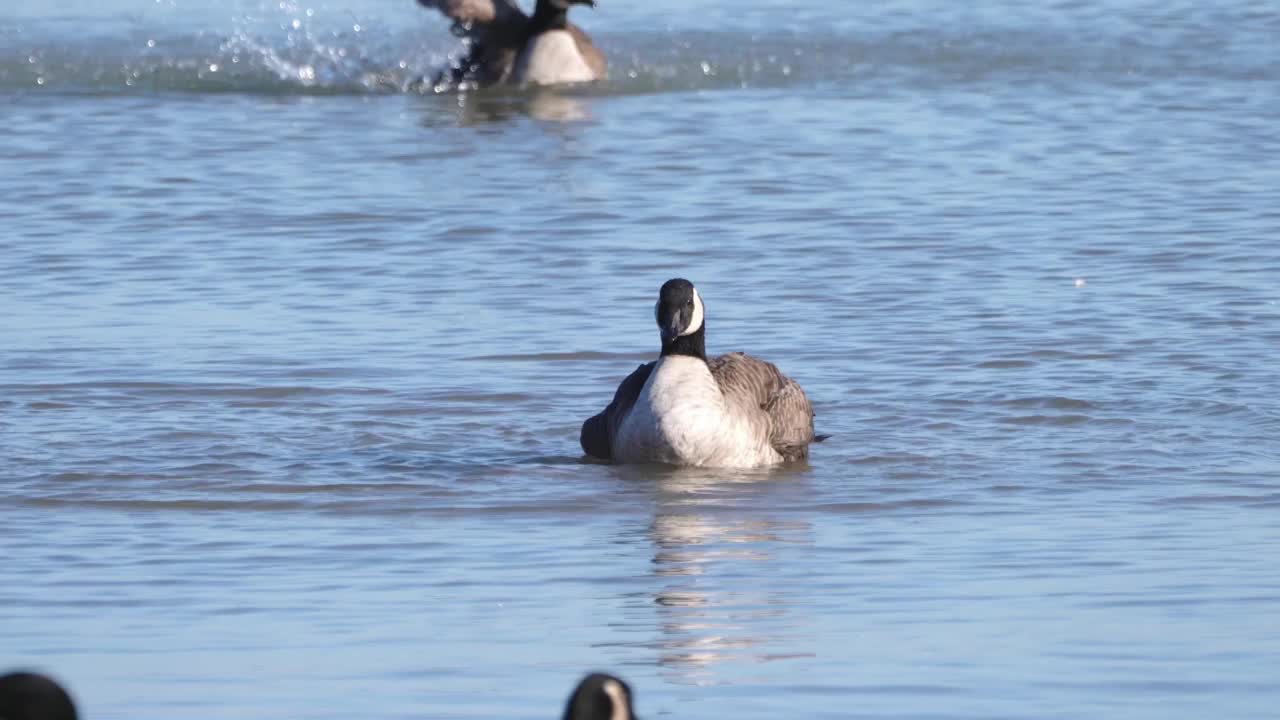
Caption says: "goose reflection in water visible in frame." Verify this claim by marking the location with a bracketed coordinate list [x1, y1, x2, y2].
[417, 89, 592, 126]
[636, 466, 817, 682]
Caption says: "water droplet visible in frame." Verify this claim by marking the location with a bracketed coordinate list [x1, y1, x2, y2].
[353, 23, 362, 32]
[36, 76, 45, 85]
[291, 19, 302, 29]
[146, 39, 156, 48]
[28, 55, 36, 64]
[1074, 278, 1087, 288]
[305, 7, 314, 16]
[209, 63, 219, 72]
[298, 65, 316, 82]
[700, 61, 712, 75]
[398, 60, 407, 70]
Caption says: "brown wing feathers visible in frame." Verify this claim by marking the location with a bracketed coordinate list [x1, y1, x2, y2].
[566, 24, 608, 78]
[709, 352, 818, 461]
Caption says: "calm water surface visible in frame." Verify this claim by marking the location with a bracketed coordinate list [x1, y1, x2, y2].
[2, 1, 1279, 718]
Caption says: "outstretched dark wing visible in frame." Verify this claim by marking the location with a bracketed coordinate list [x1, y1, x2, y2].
[580, 362, 655, 461]
[709, 352, 818, 462]
[417, 0, 527, 25]
[418, 0, 528, 87]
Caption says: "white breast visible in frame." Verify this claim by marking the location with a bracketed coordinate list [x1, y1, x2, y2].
[514, 30, 597, 86]
[614, 356, 781, 468]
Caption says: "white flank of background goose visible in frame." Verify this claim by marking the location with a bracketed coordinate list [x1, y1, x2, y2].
[581, 279, 825, 468]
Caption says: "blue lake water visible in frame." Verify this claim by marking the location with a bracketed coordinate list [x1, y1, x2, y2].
[2, 0, 1279, 718]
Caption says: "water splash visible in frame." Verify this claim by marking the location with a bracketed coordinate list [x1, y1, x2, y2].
[0, 2, 446, 94]
[1, 6, 1274, 96]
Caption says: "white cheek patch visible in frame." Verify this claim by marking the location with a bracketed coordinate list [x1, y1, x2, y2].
[680, 287, 704, 336]
[602, 679, 631, 720]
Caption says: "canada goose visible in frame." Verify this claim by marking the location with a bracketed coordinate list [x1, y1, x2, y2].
[0, 672, 78, 720]
[513, 0, 606, 86]
[563, 673, 635, 720]
[580, 279, 824, 468]
[418, 0, 606, 88]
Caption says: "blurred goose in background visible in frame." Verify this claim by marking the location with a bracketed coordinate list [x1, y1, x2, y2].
[0, 671, 78, 720]
[563, 673, 635, 720]
[418, 0, 527, 86]
[581, 278, 826, 468]
[418, 0, 607, 88]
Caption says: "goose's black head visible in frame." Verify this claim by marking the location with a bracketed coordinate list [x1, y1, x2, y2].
[655, 278, 706, 359]
[0, 672, 79, 720]
[562, 673, 635, 720]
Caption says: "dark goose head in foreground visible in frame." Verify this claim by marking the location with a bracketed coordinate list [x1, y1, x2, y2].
[563, 673, 635, 720]
[0, 672, 78, 720]
[580, 278, 824, 468]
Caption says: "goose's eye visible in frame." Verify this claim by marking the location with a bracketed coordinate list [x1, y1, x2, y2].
[685, 299, 693, 308]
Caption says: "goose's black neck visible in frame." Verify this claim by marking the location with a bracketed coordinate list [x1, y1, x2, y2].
[661, 324, 707, 361]
[528, 1, 571, 33]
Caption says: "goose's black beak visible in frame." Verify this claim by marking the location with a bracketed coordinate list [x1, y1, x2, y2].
[660, 315, 683, 344]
